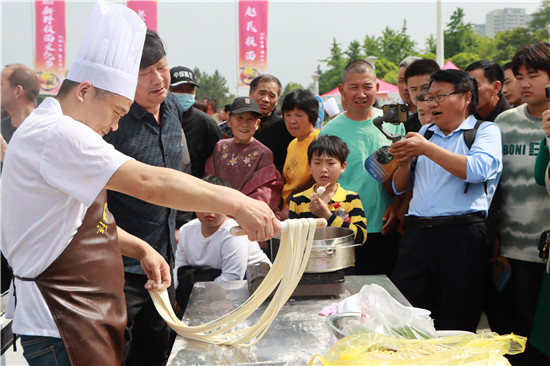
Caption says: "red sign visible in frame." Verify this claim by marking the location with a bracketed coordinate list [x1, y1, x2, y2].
[34, 0, 65, 95]
[127, 0, 157, 31]
[238, 0, 268, 87]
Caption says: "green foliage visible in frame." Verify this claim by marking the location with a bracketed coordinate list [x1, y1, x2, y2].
[373, 59, 398, 82]
[529, 0, 550, 33]
[345, 40, 364, 61]
[449, 52, 479, 70]
[193, 68, 235, 107]
[424, 34, 436, 54]
[378, 21, 417, 65]
[444, 8, 479, 58]
[417, 53, 436, 60]
[278, 82, 304, 108]
[318, 39, 347, 94]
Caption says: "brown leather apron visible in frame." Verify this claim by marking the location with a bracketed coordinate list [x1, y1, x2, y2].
[15, 189, 126, 365]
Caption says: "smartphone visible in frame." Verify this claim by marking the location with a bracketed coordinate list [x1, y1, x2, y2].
[381, 104, 409, 123]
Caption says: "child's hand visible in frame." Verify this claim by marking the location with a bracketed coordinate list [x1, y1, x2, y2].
[309, 192, 332, 220]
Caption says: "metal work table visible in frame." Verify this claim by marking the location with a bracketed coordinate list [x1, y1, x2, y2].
[168, 275, 410, 365]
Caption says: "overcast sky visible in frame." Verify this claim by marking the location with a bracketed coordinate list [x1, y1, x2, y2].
[0, 0, 543, 95]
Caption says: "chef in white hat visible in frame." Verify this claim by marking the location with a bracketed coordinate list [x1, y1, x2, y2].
[1, 2, 280, 365]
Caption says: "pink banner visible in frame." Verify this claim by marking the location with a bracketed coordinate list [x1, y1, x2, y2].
[127, 0, 157, 31]
[35, 0, 65, 95]
[238, 0, 268, 87]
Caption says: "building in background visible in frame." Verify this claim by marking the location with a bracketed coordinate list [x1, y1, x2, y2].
[485, 8, 528, 38]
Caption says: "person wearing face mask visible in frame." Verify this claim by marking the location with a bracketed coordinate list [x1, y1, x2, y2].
[169, 66, 221, 179]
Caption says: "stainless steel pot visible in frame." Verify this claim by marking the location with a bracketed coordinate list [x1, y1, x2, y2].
[270, 226, 358, 273]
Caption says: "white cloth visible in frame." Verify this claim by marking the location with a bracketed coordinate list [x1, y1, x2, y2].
[1, 97, 131, 338]
[66, 2, 146, 100]
[174, 218, 271, 288]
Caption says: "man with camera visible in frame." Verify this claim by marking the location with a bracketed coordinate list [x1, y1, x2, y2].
[389, 70, 503, 333]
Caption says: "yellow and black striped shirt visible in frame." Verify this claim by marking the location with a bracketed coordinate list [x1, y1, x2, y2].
[288, 184, 367, 245]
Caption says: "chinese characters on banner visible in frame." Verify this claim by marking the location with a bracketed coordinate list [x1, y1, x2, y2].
[238, 0, 268, 87]
[34, 0, 65, 95]
[127, 0, 157, 31]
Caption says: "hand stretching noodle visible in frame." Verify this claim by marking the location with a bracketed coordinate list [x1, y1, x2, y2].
[148, 218, 318, 346]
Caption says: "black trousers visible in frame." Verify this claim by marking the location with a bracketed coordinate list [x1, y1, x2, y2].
[391, 222, 489, 332]
[484, 258, 546, 366]
[122, 272, 175, 366]
[354, 231, 401, 276]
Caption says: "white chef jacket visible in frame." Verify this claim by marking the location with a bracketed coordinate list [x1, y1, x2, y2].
[1, 97, 131, 338]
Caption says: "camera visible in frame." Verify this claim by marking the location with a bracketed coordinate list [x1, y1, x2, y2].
[381, 104, 409, 124]
[373, 104, 409, 143]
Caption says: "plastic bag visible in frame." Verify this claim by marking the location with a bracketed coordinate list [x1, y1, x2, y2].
[351, 284, 438, 339]
[309, 332, 526, 365]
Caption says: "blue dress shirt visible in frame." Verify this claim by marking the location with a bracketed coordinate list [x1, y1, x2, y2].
[394, 115, 502, 217]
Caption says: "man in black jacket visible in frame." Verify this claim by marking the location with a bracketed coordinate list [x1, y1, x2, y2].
[249, 74, 293, 174]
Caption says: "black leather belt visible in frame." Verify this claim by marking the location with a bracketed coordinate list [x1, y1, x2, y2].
[406, 212, 485, 228]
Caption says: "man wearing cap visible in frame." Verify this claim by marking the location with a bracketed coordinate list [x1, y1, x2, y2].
[1, 3, 279, 366]
[169, 66, 221, 179]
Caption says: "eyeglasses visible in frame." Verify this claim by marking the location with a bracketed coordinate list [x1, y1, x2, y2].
[424, 91, 463, 104]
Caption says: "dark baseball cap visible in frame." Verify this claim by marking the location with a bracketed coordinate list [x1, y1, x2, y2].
[170, 66, 200, 88]
[230, 97, 262, 116]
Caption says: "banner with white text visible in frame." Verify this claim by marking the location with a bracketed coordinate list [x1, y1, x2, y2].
[238, 0, 268, 87]
[35, 0, 65, 95]
[127, 0, 157, 31]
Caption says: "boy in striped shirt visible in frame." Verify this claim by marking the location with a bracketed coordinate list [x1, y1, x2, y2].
[289, 135, 367, 244]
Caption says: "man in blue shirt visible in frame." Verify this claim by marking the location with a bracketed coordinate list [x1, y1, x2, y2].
[389, 70, 503, 332]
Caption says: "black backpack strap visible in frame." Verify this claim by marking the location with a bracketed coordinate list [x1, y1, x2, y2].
[463, 120, 486, 194]
[463, 119, 485, 150]
[420, 121, 487, 194]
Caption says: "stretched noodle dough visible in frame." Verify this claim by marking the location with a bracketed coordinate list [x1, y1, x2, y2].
[148, 218, 317, 346]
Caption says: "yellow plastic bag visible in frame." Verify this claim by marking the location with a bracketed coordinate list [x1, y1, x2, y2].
[309, 332, 526, 365]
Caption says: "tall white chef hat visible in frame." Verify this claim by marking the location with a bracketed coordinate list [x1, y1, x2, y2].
[66, 1, 146, 101]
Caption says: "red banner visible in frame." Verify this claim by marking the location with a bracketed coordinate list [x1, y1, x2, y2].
[238, 0, 268, 87]
[35, 0, 65, 95]
[127, 0, 157, 31]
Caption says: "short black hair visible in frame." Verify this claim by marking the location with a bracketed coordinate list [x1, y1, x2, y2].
[465, 60, 504, 84]
[223, 104, 231, 112]
[281, 89, 319, 124]
[429, 70, 478, 115]
[202, 175, 231, 188]
[307, 135, 349, 165]
[342, 59, 376, 84]
[501, 62, 512, 72]
[249, 74, 282, 96]
[140, 29, 166, 70]
[511, 42, 550, 78]
[404, 59, 441, 83]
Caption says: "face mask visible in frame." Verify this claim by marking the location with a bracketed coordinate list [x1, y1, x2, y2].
[173, 92, 195, 112]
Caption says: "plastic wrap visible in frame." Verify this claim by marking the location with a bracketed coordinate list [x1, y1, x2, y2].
[353, 284, 438, 339]
[309, 332, 526, 365]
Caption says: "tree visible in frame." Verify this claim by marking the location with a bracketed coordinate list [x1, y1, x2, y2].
[317, 39, 347, 94]
[278, 82, 304, 108]
[193, 68, 235, 107]
[449, 52, 479, 70]
[373, 59, 398, 83]
[444, 8, 480, 58]
[345, 40, 363, 61]
[529, 0, 550, 33]
[424, 34, 437, 54]
[378, 21, 417, 65]
[363, 35, 381, 59]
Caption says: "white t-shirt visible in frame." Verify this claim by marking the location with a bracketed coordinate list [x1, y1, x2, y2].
[1, 97, 131, 338]
[173, 218, 271, 288]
